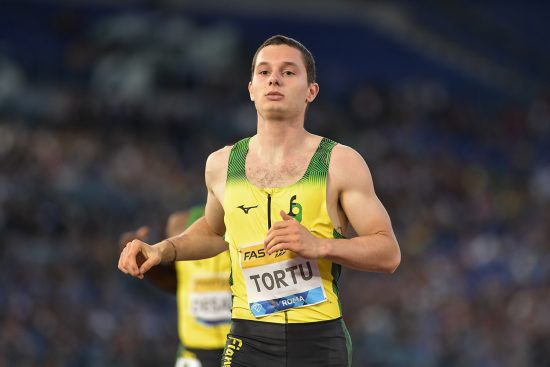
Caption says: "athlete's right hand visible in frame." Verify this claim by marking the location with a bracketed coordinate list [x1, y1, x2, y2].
[118, 226, 150, 253]
[118, 239, 162, 279]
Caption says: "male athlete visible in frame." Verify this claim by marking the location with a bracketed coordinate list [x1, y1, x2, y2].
[119, 35, 401, 366]
[120, 206, 231, 367]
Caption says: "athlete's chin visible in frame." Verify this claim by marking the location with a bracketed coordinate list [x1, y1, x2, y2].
[261, 109, 288, 121]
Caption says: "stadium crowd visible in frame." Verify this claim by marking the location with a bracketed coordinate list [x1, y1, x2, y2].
[1, 8, 549, 367]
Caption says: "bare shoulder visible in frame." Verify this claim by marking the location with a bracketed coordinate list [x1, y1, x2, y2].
[206, 145, 232, 168]
[331, 144, 371, 173]
[329, 144, 373, 189]
[205, 145, 232, 181]
[204, 145, 232, 189]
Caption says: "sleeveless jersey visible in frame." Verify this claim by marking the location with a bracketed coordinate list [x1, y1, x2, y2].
[224, 137, 344, 323]
[176, 206, 232, 349]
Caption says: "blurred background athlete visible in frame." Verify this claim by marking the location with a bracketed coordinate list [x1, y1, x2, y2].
[119, 206, 231, 367]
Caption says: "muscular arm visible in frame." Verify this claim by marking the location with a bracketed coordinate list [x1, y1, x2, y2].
[154, 148, 229, 262]
[119, 147, 230, 279]
[264, 145, 400, 273]
[323, 145, 400, 272]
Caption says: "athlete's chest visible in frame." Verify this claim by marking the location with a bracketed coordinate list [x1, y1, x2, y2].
[224, 178, 329, 243]
[245, 155, 310, 188]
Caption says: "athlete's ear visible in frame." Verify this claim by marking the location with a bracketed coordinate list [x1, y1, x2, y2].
[306, 82, 319, 103]
[248, 81, 254, 101]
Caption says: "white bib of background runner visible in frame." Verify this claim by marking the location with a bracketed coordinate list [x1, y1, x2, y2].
[239, 241, 327, 317]
[189, 274, 232, 325]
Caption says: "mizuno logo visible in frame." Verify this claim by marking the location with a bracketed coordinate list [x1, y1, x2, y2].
[237, 205, 258, 214]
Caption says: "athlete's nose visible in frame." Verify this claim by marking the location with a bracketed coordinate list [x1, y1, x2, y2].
[268, 73, 280, 86]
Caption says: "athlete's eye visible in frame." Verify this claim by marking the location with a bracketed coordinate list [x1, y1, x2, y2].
[258, 70, 269, 76]
[283, 71, 295, 76]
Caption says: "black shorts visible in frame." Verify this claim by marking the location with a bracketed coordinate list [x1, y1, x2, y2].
[221, 318, 352, 367]
[176, 345, 224, 367]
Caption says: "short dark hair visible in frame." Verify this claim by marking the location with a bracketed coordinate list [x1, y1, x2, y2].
[251, 35, 316, 84]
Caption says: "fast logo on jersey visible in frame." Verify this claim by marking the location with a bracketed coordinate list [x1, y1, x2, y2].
[239, 241, 326, 317]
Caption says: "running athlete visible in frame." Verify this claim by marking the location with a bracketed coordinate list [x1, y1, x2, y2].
[119, 35, 401, 367]
[119, 206, 231, 367]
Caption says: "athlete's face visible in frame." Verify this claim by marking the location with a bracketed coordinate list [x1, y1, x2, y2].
[248, 45, 319, 121]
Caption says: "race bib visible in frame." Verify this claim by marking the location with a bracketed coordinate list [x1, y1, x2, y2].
[189, 274, 232, 325]
[239, 242, 326, 317]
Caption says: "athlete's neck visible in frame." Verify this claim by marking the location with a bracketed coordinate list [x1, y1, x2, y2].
[253, 117, 311, 160]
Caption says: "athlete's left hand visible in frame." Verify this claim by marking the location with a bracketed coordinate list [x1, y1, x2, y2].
[264, 210, 328, 259]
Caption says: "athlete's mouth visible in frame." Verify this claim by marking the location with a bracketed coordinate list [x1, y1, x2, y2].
[266, 91, 284, 99]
